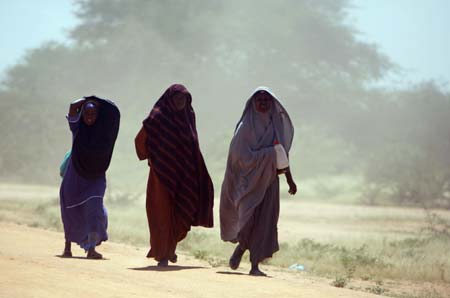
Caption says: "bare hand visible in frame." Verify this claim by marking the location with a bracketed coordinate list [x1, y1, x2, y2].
[69, 98, 87, 116]
[288, 179, 297, 195]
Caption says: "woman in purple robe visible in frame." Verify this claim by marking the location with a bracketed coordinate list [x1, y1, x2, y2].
[59, 96, 120, 259]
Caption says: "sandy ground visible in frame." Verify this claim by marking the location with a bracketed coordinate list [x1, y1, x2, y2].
[0, 222, 389, 298]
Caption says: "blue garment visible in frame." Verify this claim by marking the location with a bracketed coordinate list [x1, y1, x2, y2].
[59, 114, 108, 251]
[59, 150, 71, 178]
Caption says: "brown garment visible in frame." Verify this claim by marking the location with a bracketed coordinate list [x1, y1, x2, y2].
[238, 177, 280, 264]
[142, 84, 214, 228]
[134, 126, 148, 161]
[145, 168, 189, 261]
[135, 127, 188, 261]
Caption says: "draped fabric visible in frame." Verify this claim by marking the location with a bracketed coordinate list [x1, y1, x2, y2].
[233, 87, 294, 152]
[60, 110, 110, 251]
[145, 168, 188, 261]
[220, 86, 294, 242]
[238, 177, 280, 263]
[142, 84, 214, 230]
[71, 96, 120, 180]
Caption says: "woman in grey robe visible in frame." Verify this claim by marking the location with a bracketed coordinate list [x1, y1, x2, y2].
[220, 87, 297, 276]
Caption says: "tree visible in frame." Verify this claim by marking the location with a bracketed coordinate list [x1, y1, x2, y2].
[4, 0, 449, 211]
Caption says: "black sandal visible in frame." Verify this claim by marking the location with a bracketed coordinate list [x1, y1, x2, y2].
[229, 245, 245, 270]
[61, 250, 72, 258]
[169, 254, 178, 264]
[249, 263, 267, 276]
[249, 268, 267, 276]
[86, 248, 103, 259]
[157, 259, 169, 267]
[62, 241, 72, 258]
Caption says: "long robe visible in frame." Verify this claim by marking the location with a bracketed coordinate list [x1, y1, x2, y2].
[220, 86, 294, 263]
[60, 96, 119, 251]
[135, 84, 214, 261]
[135, 127, 188, 261]
[60, 114, 108, 251]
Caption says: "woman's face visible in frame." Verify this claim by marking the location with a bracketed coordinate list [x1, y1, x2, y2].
[172, 92, 187, 111]
[82, 102, 98, 126]
[254, 91, 273, 113]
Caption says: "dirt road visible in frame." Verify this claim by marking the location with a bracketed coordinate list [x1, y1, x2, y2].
[0, 222, 387, 298]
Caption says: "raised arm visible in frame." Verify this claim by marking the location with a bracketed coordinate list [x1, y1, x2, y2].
[68, 98, 86, 117]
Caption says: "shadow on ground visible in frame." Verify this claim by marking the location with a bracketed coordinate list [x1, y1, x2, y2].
[216, 271, 273, 278]
[129, 265, 205, 272]
[55, 255, 109, 261]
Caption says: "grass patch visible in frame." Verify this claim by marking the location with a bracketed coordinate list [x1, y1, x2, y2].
[1, 190, 449, 289]
[331, 276, 348, 288]
[391, 289, 445, 298]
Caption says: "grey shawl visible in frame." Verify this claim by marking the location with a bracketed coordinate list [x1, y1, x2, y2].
[220, 87, 294, 242]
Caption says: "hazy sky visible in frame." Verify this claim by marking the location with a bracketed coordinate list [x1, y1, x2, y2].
[0, 0, 449, 86]
[350, 0, 450, 87]
[0, 0, 77, 71]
